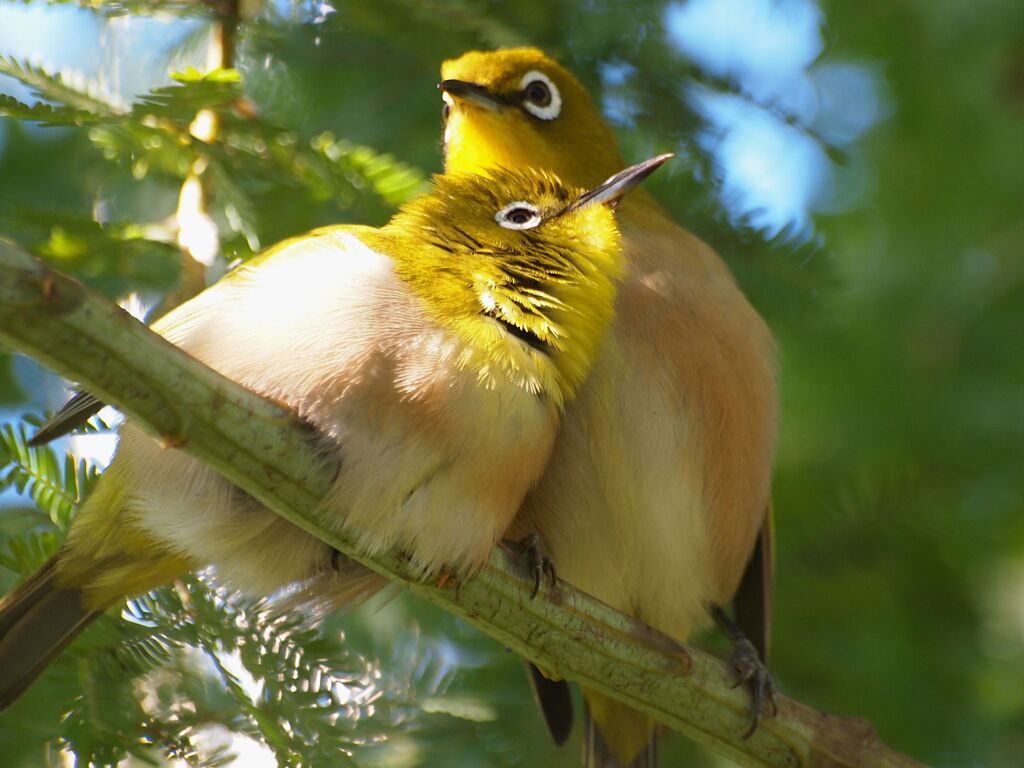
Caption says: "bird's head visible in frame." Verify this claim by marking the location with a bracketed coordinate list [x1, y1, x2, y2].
[439, 48, 627, 192]
[378, 156, 671, 406]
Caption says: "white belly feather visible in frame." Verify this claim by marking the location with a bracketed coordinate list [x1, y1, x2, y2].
[119, 230, 557, 594]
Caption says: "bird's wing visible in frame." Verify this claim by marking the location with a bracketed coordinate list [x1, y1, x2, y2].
[523, 661, 573, 745]
[732, 500, 774, 661]
[28, 391, 105, 446]
[27, 225, 370, 448]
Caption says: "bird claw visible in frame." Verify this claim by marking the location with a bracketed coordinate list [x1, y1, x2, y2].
[505, 533, 557, 598]
[709, 603, 778, 738]
[434, 568, 459, 590]
[729, 635, 778, 738]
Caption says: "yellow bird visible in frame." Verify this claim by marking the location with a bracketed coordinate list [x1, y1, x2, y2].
[440, 48, 778, 766]
[0, 157, 670, 709]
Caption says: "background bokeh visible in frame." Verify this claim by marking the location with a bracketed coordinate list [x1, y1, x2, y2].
[0, 1, 1022, 766]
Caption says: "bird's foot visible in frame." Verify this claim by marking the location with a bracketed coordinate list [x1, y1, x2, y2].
[434, 567, 459, 590]
[709, 603, 778, 738]
[730, 634, 778, 737]
[504, 533, 556, 598]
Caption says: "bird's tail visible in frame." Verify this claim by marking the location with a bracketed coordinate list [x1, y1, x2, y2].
[582, 691, 658, 768]
[0, 554, 100, 710]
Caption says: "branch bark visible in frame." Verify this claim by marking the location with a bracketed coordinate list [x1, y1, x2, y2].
[0, 240, 923, 768]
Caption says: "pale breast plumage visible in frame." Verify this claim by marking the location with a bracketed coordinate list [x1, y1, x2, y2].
[120, 228, 558, 594]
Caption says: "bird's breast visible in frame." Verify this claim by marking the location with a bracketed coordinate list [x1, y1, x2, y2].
[151, 229, 561, 582]
[511, 213, 778, 642]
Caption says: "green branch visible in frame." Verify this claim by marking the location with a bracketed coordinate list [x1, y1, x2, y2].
[0, 239, 922, 768]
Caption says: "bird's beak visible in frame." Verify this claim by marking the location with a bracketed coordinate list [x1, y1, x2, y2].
[438, 79, 508, 112]
[570, 153, 675, 211]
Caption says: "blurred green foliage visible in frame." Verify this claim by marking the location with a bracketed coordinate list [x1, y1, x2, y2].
[0, 0, 1022, 766]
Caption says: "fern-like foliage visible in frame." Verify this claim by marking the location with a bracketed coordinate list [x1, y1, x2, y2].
[0, 415, 108, 576]
[0, 55, 126, 115]
[311, 132, 428, 207]
[1, 58, 427, 268]
[0, 420, 99, 533]
[32, 575, 460, 768]
[0, 92, 103, 126]
[134, 67, 244, 120]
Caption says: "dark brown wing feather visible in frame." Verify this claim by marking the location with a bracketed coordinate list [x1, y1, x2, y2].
[0, 554, 100, 709]
[524, 661, 573, 745]
[28, 391, 105, 446]
[732, 504, 774, 661]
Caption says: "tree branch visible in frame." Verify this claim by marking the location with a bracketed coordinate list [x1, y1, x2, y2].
[0, 240, 922, 768]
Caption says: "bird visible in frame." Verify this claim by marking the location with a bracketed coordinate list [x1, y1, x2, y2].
[439, 48, 778, 767]
[0, 156, 671, 710]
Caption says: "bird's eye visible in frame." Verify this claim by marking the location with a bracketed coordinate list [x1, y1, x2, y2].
[518, 70, 561, 121]
[441, 100, 451, 124]
[524, 80, 551, 107]
[495, 201, 542, 230]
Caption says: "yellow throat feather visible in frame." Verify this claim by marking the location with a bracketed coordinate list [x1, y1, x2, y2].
[361, 167, 625, 409]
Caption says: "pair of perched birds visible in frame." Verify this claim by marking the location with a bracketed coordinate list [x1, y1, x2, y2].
[0, 48, 777, 767]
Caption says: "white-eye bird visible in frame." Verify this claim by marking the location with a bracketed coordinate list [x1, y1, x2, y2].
[0, 156, 671, 709]
[439, 49, 778, 767]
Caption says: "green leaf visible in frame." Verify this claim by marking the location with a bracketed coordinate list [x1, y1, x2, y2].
[134, 72, 242, 122]
[0, 56, 125, 116]
[0, 93, 102, 126]
[0, 420, 101, 531]
[171, 67, 242, 85]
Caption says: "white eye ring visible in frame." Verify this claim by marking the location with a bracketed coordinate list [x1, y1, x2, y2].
[496, 201, 542, 230]
[518, 70, 562, 121]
